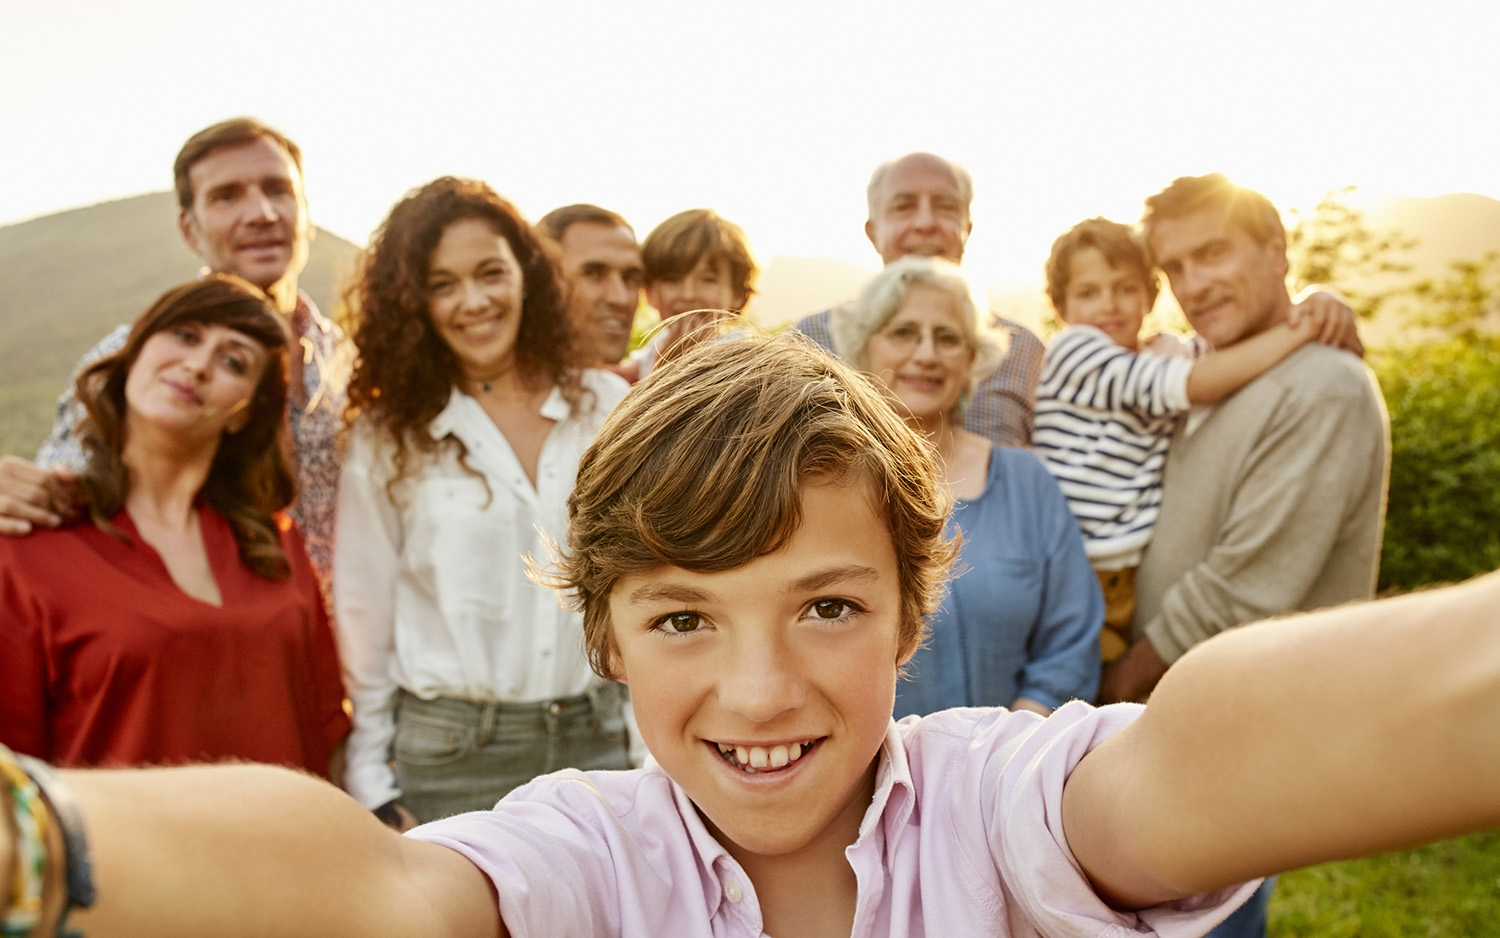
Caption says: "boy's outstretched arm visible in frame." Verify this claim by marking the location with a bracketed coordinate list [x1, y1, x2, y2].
[1063, 571, 1500, 909]
[50, 764, 504, 938]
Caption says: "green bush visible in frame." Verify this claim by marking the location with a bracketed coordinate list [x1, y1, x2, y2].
[1372, 335, 1500, 592]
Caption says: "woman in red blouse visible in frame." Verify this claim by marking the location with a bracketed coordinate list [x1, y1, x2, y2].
[0, 275, 349, 778]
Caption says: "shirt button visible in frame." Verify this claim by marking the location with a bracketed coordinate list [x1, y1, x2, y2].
[540, 648, 551, 658]
[724, 880, 743, 903]
[548, 702, 563, 716]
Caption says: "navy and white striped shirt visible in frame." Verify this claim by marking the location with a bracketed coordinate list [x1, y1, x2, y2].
[1034, 326, 1204, 568]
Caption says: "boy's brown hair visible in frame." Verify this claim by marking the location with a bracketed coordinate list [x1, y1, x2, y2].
[1044, 217, 1160, 312]
[640, 209, 758, 306]
[553, 334, 957, 677]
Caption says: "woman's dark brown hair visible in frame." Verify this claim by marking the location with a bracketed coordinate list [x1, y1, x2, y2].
[74, 274, 294, 579]
[345, 176, 579, 494]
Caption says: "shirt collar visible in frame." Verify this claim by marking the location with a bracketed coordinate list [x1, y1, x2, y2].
[427, 384, 568, 440]
[292, 291, 335, 338]
[650, 719, 915, 919]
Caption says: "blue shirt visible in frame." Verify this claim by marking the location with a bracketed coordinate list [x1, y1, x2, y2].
[895, 446, 1103, 718]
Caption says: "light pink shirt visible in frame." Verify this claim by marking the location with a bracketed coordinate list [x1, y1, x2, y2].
[411, 701, 1256, 936]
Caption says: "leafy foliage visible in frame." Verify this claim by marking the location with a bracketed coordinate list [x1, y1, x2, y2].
[1285, 188, 1415, 319]
[1402, 250, 1500, 340]
[1273, 192, 1500, 934]
[1371, 335, 1500, 591]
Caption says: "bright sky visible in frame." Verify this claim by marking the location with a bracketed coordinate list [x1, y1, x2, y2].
[3, 0, 1497, 290]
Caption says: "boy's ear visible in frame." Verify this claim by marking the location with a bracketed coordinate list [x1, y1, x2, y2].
[896, 631, 920, 668]
[608, 646, 628, 684]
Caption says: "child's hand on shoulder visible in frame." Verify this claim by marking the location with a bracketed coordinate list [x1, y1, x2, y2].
[1141, 332, 1195, 359]
[1289, 287, 1365, 357]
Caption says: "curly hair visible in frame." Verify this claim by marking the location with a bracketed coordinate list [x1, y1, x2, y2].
[551, 333, 958, 678]
[75, 275, 295, 579]
[345, 177, 580, 494]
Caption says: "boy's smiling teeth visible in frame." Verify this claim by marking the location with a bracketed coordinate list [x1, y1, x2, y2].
[714, 739, 819, 773]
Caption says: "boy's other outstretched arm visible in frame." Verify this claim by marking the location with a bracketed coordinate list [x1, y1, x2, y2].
[58, 764, 505, 938]
[1062, 570, 1500, 910]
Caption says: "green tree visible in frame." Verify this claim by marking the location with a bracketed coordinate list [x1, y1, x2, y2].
[1371, 335, 1500, 591]
[1284, 187, 1415, 319]
[1402, 249, 1500, 340]
[1284, 191, 1500, 592]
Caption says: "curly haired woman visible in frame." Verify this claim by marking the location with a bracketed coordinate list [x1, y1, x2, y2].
[335, 177, 633, 829]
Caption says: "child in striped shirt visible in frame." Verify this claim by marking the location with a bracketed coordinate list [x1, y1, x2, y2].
[1033, 218, 1355, 663]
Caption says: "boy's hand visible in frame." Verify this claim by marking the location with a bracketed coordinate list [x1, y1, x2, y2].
[1289, 287, 1365, 357]
[0, 457, 79, 536]
[1098, 637, 1169, 704]
[1142, 333, 1195, 360]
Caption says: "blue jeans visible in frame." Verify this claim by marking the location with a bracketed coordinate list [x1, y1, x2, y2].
[1205, 876, 1274, 938]
[393, 684, 631, 823]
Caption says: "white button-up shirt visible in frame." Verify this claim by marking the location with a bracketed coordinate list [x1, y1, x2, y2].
[335, 370, 629, 808]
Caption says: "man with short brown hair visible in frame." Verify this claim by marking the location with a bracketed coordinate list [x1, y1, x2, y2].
[0, 118, 345, 585]
[1101, 173, 1391, 938]
[535, 204, 644, 369]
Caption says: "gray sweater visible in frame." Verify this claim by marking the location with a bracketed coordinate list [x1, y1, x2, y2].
[1135, 343, 1391, 662]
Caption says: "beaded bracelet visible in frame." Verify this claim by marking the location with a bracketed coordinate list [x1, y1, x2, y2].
[1, 746, 49, 938]
[1, 747, 94, 938]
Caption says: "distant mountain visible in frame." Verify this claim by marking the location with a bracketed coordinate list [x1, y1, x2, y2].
[0, 192, 360, 456]
[1369, 193, 1500, 279]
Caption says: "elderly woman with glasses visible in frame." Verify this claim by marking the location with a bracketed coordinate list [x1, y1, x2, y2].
[831, 256, 1102, 718]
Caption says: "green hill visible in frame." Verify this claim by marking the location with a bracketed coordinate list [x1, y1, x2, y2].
[0, 192, 360, 457]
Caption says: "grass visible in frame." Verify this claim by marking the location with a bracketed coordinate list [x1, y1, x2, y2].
[1270, 831, 1500, 936]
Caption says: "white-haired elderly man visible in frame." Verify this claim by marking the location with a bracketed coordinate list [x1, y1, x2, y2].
[793, 152, 1044, 447]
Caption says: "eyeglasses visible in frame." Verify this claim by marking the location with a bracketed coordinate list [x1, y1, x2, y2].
[874, 322, 971, 358]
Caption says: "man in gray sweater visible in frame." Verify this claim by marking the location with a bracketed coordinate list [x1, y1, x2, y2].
[1099, 173, 1390, 938]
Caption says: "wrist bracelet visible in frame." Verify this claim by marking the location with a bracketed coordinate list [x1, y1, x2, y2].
[1, 747, 48, 938]
[5, 751, 94, 938]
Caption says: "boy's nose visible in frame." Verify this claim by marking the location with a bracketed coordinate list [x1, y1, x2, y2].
[715, 635, 805, 724]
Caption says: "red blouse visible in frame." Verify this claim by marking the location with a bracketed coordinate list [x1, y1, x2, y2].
[0, 505, 350, 778]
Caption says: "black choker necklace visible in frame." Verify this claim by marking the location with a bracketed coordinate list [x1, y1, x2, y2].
[469, 362, 517, 392]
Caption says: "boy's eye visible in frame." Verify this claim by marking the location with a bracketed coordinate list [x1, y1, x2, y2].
[807, 598, 858, 620]
[221, 352, 250, 376]
[656, 612, 703, 635]
[172, 325, 201, 344]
